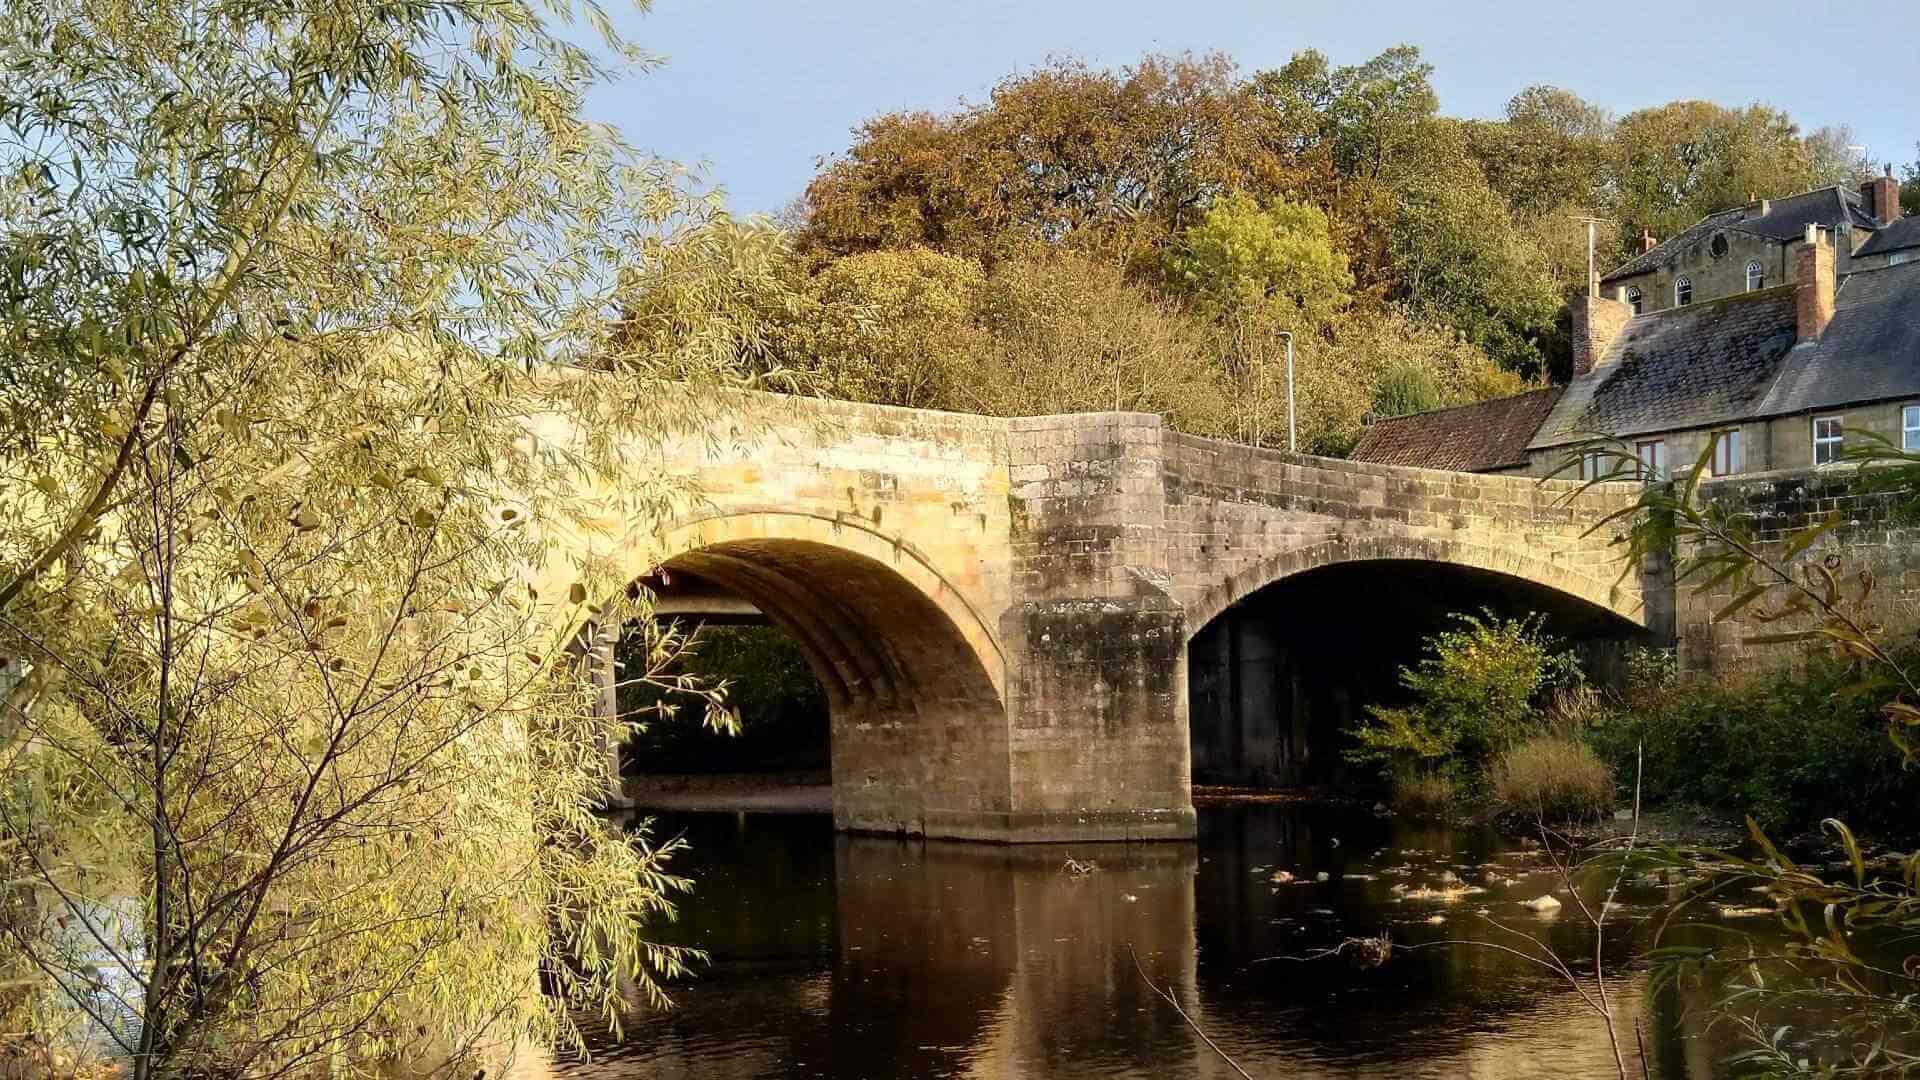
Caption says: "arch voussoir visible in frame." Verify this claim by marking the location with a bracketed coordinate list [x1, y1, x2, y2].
[1184, 528, 1645, 640]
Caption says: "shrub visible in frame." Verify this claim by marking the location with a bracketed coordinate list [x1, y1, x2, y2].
[1391, 771, 1456, 820]
[1493, 735, 1614, 822]
[1348, 610, 1581, 792]
[1584, 651, 1920, 837]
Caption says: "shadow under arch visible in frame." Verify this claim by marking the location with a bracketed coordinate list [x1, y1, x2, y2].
[1184, 542, 1651, 788]
[635, 511, 1010, 838]
[1186, 534, 1649, 641]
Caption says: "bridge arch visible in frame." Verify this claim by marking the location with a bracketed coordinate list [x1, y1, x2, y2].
[1185, 533, 1647, 641]
[617, 510, 1011, 837]
[1181, 534, 1649, 789]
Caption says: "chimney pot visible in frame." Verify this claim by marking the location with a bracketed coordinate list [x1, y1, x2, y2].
[1639, 229, 1658, 254]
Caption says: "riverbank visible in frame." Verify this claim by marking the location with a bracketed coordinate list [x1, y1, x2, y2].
[622, 771, 831, 813]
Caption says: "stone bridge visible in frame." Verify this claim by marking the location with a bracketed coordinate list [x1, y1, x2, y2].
[554, 393, 1654, 843]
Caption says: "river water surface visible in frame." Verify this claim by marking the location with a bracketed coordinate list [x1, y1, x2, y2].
[571, 803, 1773, 1079]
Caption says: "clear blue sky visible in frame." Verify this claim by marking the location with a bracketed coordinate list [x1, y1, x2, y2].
[584, 0, 1920, 217]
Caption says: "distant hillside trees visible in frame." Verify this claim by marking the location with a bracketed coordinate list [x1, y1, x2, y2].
[628, 48, 1873, 453]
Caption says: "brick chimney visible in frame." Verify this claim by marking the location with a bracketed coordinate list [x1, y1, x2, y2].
[1795, 224, 1835, 343]
[1862, 167, 1902, 225]
[1573, 293, 1634, 377]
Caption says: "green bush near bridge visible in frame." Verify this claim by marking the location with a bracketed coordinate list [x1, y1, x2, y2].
[1585, 650, 1920, 838]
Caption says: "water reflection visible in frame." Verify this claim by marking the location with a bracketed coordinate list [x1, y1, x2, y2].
[574, 806, 1735, 1079]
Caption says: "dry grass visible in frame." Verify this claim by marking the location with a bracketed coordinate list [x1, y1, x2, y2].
[1391, 771, 1456, 819]
[1494, 735, 1615, 822]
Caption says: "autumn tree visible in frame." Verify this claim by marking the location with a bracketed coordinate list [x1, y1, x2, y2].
[798, 54, 1309, 270]
[0, 0, 749, 1073]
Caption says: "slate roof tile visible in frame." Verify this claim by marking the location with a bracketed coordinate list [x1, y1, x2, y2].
[1529, 287, 1799, 450]
[1855, 215, 1920, 257]
[1602, 186, 1875, 283]
[1752, 259, 1920, 417]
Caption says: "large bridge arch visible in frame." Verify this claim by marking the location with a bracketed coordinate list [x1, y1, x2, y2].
[621, 510, 1013, 838]
[1179, 537, 1651, 789]
[1184, 533, 1650, 641]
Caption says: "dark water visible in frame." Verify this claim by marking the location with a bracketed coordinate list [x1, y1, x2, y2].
[572, 804, 1769, 1079]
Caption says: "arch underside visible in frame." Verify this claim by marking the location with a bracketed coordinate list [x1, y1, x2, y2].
[1183, 537, 1649, 788]
[641, 513, 1011, 838]
[1187, 533, 1647, 642]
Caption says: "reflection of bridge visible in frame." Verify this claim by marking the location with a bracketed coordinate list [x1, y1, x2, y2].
[547, 393, 1655, 843]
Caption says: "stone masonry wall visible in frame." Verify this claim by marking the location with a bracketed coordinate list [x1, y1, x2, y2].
[1681, 469, 1920, 674]
[1158, 431, 1657, 636]
[1001, 412, 1193, 841]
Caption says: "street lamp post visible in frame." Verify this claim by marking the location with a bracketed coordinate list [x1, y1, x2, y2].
[1252, 330, 1297, 453]
[1279, 331, 1296, 452]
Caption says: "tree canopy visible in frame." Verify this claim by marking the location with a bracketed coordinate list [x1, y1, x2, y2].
[778, 48, 1875, 393]
[0, 0, 752, 1072]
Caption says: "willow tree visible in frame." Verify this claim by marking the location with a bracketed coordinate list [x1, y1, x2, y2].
[0, 0, 740, 1074]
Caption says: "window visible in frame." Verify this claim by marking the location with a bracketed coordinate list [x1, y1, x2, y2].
[1674, 276, 1694, 307]
[1745, 259, 1766, 291]
[1578, 449, 1611, 481]
[1904, 405, 1920, 452]
[1813, 415, 1844, 466]
[1635, 439, 1668, 480]
[1710, 428, 1743, 476]
[1625, 285, 1643, 315]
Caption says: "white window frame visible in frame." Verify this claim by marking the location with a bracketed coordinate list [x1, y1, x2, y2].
[1674, 276, 1694, 307]
[1813, 415, 1845, 466]
[1635, 439, 1668, 481]
[1745, 259, 1765, 291]
[1904, 405, 1920, 452]
[1625, 285, 1643, 315]
[1709, 428, 1742, 476]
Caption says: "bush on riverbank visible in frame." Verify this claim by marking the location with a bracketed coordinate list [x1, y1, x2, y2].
[1492, 735, 1613, 822]
[1584, 649, 1920, 837]
[1389, 771, 1457, 819]
[1349, 610, 1582, 795]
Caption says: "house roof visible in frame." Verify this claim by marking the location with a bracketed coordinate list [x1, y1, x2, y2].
[1601, 186, 1878, 284]
[1528, 286, 1799, 451]
[1855, 214, 1920, 257]
[1349, 388, 1563, 473]
[1751, 259, 1920, 418]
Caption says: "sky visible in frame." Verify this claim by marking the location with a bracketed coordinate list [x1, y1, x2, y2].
[583, 0, 1920, 218]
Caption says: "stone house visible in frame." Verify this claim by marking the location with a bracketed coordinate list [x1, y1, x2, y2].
[1352, 173, 1920, 480]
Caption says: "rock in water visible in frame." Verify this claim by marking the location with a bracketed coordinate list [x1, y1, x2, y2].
[1523, 894, 1562, 913]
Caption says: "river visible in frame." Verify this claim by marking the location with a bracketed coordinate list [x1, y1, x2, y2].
[566, 802, 1779, 1079]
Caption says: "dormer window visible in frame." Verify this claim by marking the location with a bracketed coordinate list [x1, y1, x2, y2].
[1674, 276, 1694, 307]
[1745, 259, 1765, 291]
[1625, 285, 1643, 315]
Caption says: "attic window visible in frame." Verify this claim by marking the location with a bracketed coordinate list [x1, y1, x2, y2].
[1674, 276, 1694, 307]
[1625, 285, 1643, 314]
[1745, 259, 1765, 291]
[1710, 233, 1730, 259]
